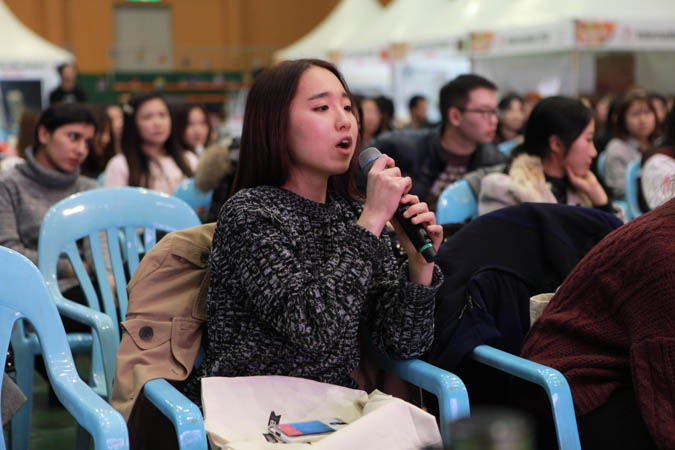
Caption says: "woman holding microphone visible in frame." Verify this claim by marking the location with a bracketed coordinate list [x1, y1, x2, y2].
[182, 59, 443, 402]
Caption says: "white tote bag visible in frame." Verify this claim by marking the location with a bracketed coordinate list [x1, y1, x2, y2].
[201, 375, 442, 449]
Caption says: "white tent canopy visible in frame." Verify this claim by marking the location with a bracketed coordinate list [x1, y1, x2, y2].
[0, 0, 73, 127]
[338, 0, 474, 123]
[341, 0, 449, 54]
[407, 0, 513, 49]
[274, 0, 382, 61]
[0, 0, 73, 64]
[467, 0, 675, 95]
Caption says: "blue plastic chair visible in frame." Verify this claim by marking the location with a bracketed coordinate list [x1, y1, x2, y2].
[596, 151, 607, 183]
[150, 340, 470, 448]
[625, 158, 642, 220]
[366, 346, 470, 445]
[2, 247, 129, 450]
[436, 179, 478, 224]
[16, 188, 202, 449]
[173, 178, 213, 212]
[498, 140, 516, 156]
[471, 345, 581, 450]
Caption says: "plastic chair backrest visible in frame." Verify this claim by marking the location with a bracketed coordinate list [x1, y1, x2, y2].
[1, 247, 129, 449]
[498, 140, 516, 156]
[436, 179, 478, 224]
[173, 178, 213, 211]
[625, 158, 642, 219]
[37, 187, 200, 398]
[596, 151, 607, 182]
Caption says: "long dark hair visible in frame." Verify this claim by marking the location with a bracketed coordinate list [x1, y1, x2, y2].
[81, 105, 116, 177]
[232, 58, 360, 200]
[514, 96, 592, 159]
[496, 93, 523, 142]
[172, 103, 212, 152]
[121, 93, 193, 188]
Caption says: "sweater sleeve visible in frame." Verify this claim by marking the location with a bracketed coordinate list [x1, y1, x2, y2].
[0, 182, 38, 265]
[365, 240, 441, 359]
[630, 337, 675, 449]
[212, 202, 388, 353]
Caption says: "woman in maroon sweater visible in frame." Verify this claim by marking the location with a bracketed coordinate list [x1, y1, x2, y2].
[520, 198, 675, 449]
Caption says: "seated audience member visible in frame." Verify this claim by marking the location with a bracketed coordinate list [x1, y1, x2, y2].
[408, 94, 430, 129]
[81, 106, 116, 178]
[648, 92, 668, 130]
[373, 74, 506, 210]
[520, 198, 675, 449]
[495, 93, 525, 153]
[640, 108, 675, 211]
[173, 103, 212, 156]
[181, 59, 443, 405]
[593, 94, 618, 153]
[49, 62, 87, 104]
[358, 96, 383, 147]
[604, 91, 658, 198]
[479, 97, 621, 219]
[103, 93, 197, 194]
[375, 95, 395, 133]
[106, 104, 124, 154]
[0, 103, 97, 292]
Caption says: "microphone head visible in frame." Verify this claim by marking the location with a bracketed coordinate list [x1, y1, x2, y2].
[358, 147, 382, 171]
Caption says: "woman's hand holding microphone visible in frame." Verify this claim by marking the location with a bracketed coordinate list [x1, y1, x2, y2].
[357, 152, 442, 286]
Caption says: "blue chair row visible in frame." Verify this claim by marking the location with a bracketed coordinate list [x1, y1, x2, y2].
[2, 247, 129, 449]
[11, 188, 203, 449]
[16, 187, 580, 449]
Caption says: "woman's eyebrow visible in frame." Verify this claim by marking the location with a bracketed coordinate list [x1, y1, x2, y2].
[307, 91, 348, 101]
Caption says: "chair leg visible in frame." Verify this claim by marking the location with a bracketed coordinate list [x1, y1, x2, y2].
[10, 351, 33, 450]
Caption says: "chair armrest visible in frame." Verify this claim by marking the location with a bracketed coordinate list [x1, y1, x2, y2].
[53, 294, 119, 398]
[50, 369, 129, 449]
[368, 348, 469, 446]
[471, 345, 581, 450]
[144, 379, 207, 450]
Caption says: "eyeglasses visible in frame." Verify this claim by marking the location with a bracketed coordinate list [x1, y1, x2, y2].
[457, 107, 499, 120]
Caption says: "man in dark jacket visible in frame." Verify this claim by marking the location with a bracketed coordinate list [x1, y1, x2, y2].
[49, 63, 87, 105]
[373, 74, 506, 210]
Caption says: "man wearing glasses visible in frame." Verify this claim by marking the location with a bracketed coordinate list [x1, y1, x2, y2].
[373, 74, 506, 211]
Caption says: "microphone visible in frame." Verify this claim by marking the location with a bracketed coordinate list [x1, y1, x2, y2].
[358, 147, 436, 263]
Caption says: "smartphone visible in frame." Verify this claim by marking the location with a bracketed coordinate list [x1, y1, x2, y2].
[268, 418, 348, 443]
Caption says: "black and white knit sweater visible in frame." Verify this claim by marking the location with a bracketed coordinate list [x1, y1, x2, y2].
[183, 186, 441, 403]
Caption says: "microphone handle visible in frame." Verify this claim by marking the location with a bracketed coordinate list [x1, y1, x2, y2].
[393, 204, 437, 263]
